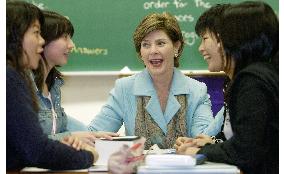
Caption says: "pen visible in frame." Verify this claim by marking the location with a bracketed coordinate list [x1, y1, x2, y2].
[125, 155, 144, 163]
[130, 143, 142, 150]
[125, 143, 144, 163]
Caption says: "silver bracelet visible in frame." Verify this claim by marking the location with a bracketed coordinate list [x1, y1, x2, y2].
[210, 136, 223, 144]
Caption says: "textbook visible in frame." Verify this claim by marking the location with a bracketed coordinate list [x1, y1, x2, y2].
[144, 154, 207, 166]
[145, 154, 197, 167]
[138, 161, 240, 174]
[95, 136, 140, 165]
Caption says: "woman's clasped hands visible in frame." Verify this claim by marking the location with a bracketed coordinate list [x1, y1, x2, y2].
[174, 134, 213, 155]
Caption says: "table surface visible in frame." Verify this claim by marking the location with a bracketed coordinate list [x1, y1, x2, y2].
[8, 171, 108, 174]
[7, 160, 243, 174]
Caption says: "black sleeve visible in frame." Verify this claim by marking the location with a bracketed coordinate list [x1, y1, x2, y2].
[198, 75, 273, 172]
[6, 69, 94, 170]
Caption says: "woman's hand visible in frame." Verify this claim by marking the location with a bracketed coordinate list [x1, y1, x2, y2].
[71, 131, 119, 147]
[193, 134, 214, 147]
[92, 131, 119, 139]
[174, 137, 194, 150]
[108, 137, 146, 174]
[174, 134, 213, 150]
[71, 131, 97, 147]
[60, 135, 83, 151]
[61, 135, 99, 163]
[176, 143, 200, 156]
[108, 145, 134, 174]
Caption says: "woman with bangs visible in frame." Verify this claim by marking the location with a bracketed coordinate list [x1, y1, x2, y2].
[32, 10, 118, 147]
[88, 12, 220, 150]
[175, 2, 278, 174]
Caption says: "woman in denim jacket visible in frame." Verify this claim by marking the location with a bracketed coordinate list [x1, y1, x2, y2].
[32, 10, 118, 145]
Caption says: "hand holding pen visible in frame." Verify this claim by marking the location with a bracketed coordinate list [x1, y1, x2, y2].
[108, 137, 146, 174]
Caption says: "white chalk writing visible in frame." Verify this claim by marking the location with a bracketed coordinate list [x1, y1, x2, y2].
[72, 46, 108, 56]
[30, 0, 47, 9]
[174, 14, 194, 22]
[143, 0, 201, 46]
[173, 0, 188, 8]
[194, 0, 211, 9]
[143, 0, 170, 10]
[182, 31, 199, 46]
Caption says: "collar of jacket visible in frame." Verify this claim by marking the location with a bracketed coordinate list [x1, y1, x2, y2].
[133, 68, 191, 96]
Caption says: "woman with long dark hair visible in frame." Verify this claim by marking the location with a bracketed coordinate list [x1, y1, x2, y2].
[175, 2, 278, 174]
[7, 1, 98, 170]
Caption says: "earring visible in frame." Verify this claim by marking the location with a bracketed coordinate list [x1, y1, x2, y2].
[174, 53, 178, 58]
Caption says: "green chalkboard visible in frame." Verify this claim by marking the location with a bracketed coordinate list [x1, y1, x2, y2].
[26, 0, 278, 72]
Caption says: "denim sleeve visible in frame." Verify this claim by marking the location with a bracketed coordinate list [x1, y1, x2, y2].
[48, 116, 88, 141]
[48, 132, 71, 141]
[48, 116, 88, 140]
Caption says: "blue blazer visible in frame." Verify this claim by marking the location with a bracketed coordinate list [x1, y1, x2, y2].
[89, 68, 221, 137]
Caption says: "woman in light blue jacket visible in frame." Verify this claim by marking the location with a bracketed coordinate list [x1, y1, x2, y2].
[89, 12, 222, 149]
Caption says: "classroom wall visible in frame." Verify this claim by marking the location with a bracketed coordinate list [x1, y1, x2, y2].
[61, 75, 127, 134]
[61, 75, 116, 125]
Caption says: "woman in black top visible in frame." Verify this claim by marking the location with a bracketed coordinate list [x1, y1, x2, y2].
[175, 2, 278, 174]
[7, 1, 98, 170]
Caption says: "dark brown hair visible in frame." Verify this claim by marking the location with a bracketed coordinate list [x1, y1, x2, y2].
[195, 4, 231, 73]
[218, 1, 278, 76]
[33, 10, 74, 91]
[7, 0, 44, 111]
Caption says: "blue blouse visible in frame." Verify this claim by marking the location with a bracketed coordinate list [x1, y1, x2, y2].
[88, 68, 222, 137]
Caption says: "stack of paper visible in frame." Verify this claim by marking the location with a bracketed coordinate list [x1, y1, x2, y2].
[137, 161, 240, 174]
[145, 154, 197, 167]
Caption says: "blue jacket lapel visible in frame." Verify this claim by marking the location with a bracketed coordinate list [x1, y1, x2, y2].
[133, 68, 191, 134]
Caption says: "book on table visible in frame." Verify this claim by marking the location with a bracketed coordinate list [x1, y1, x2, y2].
[137, 160, 240, 174]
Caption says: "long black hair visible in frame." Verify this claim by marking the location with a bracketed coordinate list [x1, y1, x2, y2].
[219, 1, 278, 123]
[7, 1, 44, 111]
[33, 10, 74, 91]
[217, 1, 278, 76]
[195, 4, 231, 39]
